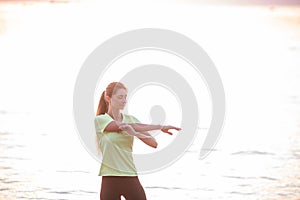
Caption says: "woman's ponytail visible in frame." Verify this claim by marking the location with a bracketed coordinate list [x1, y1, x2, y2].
[96, 91, 108, 116]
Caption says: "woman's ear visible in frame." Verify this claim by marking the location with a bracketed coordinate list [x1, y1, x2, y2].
[105, 95, 111, 103]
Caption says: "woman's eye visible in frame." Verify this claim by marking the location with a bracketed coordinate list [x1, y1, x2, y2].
[118, 96, 127, 100]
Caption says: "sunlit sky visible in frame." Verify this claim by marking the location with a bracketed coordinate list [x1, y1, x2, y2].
[1, 0, 299, 114]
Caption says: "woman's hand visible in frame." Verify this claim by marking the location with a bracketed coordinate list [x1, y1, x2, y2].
[118, 123, 136, 135]
[119, 124, 157, 148]
[161, 125, 182, 135]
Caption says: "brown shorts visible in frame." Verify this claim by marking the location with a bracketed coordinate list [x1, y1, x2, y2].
[100, 176, 147, 200]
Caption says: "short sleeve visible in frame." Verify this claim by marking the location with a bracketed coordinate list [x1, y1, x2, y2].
[94, 114, 114, 133]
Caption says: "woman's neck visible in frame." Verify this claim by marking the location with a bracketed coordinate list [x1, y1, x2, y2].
[107, 108, 122, 121]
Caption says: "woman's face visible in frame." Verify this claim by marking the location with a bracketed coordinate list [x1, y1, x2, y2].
[107, 88, 127, 110]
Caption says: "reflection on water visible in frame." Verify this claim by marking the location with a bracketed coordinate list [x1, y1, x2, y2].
[0, 1, 300, 199]
[0, 113, 100, 199]
[2, 112, 299, 199]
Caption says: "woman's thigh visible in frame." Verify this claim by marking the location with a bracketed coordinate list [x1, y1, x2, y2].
[121, 177, 147, 200]
[100, 176, 146, 200]
[100, 177, 122, 200]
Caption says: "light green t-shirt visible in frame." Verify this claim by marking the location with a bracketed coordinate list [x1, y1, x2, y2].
[94, 113, 140, 176]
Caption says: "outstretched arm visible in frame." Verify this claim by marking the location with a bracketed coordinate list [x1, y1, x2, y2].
[103, 121, 181, 135]
[131, 123, 162, 132]
[129, 123, 181, 135]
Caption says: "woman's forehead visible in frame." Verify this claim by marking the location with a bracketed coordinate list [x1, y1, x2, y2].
[114, 88, 127, 95]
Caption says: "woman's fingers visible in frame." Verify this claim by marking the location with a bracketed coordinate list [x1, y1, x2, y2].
[119, 124, 135, 132]
[166, 131, 173, 135]
[119, 124, 129, 130]
[119, 125, 125, 130]
[161, 129, 173, 135]
[173, 126, 182, 131]
[161, 125, 182, 136]
[166, 126, 182, 131]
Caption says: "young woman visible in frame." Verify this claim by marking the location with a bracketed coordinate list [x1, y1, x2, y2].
[94, 82, 181, 200]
